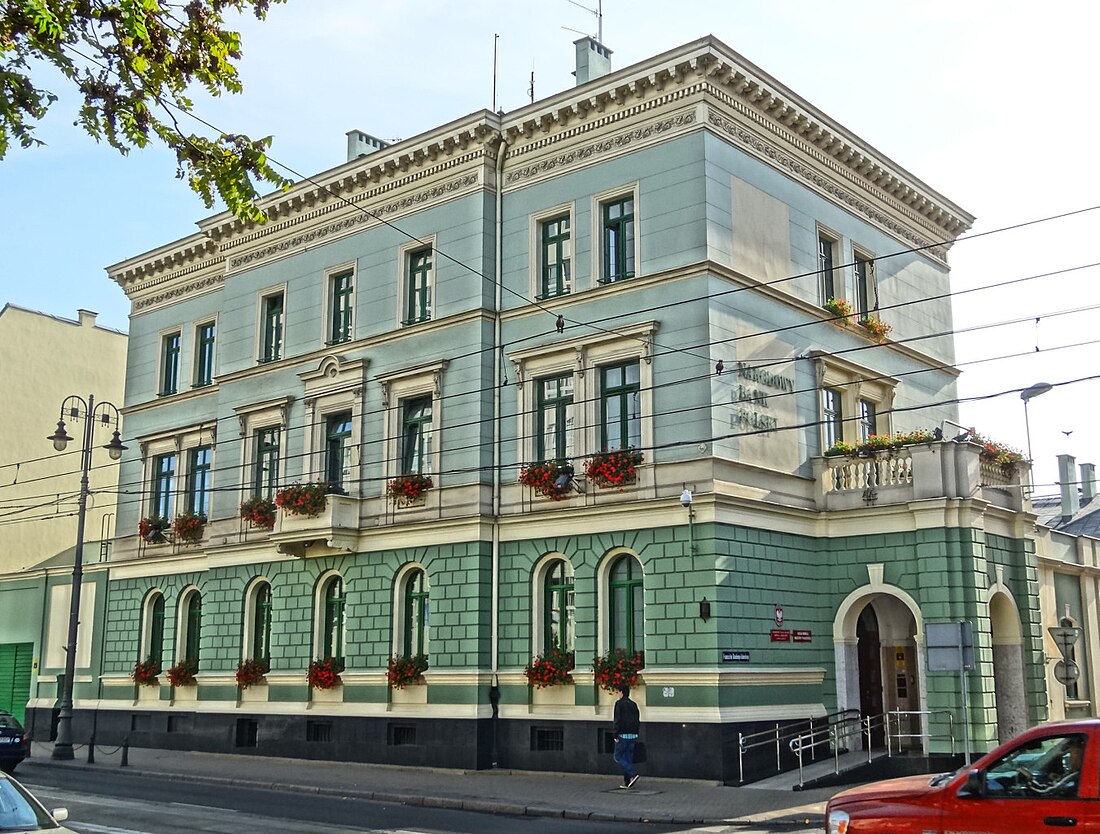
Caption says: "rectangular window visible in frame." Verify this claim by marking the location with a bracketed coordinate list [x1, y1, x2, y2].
[328, 270, 354, 344]
[823, 389, 843, 449]
[306, 721, 333, 743]
[260, 293, 284, 362]
[819, 234, 837, 303]
[194, 322, 215, 387]
[235, 719, 258, 748]
[531, 727, 565, 752]
[151, 453, 176, 518]
[540, 215, 571, 298]
[253, 427, 280, 500]
[854, 254, 873, 318]
[859, 400, 877, 442]
[600, 197, 635, 284]
[600, 362, 641, 451]
[324, 412, 353, 493]
[536, 375, 575, 461]
[404, 248, 433, 324]
[160, 332, 180, 395]
[186, 445, 212, 517]
[400, 396, 433, 475]
[389, 725, 417, 747]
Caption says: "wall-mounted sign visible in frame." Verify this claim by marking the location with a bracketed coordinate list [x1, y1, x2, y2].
[770, 629, 791, 642]
[792, 630, 812, 642]
[774, 605, 784, 626]
[723, 650, 750, 663]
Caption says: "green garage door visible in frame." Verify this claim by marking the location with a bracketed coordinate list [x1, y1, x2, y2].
[0, 643, 33, 722]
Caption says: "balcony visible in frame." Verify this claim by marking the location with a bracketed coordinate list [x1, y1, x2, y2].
[813, 440, 1027, 513]
[270, 494, 361, 556]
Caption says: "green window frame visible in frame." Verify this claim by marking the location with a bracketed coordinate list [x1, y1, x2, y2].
[854, 254, 872, 318]
[253, 427, 280, 500]
[183, 592, 202, 665]
[536, 375, 574, 462]
[328, 271, 354, 344]
[819, 234, 836, 303]
[540, 215, 571, 298]
[194, 321, 215, 387]
[600, 196, 634, 283]
[250, 583, 272, 664]
[543, 560, 574, 653]
[151, 453, 176, 519]
[324, 412, 353, 493]
[321, 577, 345, 664]
[261, 292, 284, 362]
[403, 570, 429, 658]
[823, 388, 843, 448]
[147, 593, 165, 666]
[608, 555, 643, 655]
[160, 332, 180, 395]
[185, 445, 211, 517]
[404, 248, 432, 324]
[599, 362, 641, 451]
[400, 396, 432, 475]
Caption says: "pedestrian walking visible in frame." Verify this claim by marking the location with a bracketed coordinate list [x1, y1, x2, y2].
[612, 683, 641, 788]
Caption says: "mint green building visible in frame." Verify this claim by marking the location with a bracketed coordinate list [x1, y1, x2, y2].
[25, 36, 1050, 782]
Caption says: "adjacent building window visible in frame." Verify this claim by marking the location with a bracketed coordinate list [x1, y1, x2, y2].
[404, 247, 433, 324]
[600, 196, 635, 284]
[402, 569, 429, 658]
[180, 590, 202, 666]
[823, 388, 843, 449]
[540, 215, 571, 298]
[819, 233, 837, 303]
[328, 270, 354, 344]
[194, 321, 216, 387]
[400, 396, 433, 474]
[608, 554, 643, 655]
[543, 560, 575, 654]
[247, 581, 272, 664]
[854, 253, 874, 318]
[859, 400, 878, 442]
[536, 375, 574, 461]
[260, 292, 284, 362]
[324, 412, 353, 493]
[143, 592, 165, 666]
[319, 576, 345, 664]
[185, 445, 212, 517]
[160, 332, 181, 395]
[600, 362, 641, 451]
[253, 427, 280, 500]
[151, 453, 176, 519]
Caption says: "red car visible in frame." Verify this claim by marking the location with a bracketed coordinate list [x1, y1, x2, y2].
[826, 718, 1100, 833]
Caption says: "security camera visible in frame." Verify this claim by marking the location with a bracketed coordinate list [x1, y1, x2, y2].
[680, 489, 693, 508]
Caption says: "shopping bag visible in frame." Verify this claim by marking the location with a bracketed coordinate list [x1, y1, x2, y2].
[633, 740, 647, 764]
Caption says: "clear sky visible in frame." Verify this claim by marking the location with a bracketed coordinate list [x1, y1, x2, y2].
[2, 0, 1098, 493]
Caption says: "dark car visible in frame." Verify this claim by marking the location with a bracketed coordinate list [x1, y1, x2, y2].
[0, 711, 31, 773]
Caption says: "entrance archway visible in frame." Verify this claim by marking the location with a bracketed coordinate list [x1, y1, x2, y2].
[989, 588, 1027, 743]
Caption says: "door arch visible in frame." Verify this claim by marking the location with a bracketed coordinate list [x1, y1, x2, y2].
[989, 587, 1027, 743]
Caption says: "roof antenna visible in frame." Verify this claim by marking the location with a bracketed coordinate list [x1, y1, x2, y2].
[492, 33, 499, 112]
[565, 0, 603, 42]
[529, 66, 535, 104]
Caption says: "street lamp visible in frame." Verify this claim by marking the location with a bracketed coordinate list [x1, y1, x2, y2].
[46, 395, 125, 760]
[1020, 382, 1053, 462]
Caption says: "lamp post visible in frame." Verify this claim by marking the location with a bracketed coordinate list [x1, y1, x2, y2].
[1020, 381, 1053, 461]
[46, 394, 125, 760]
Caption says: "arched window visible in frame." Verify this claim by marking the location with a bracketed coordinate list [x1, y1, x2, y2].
[319, 576, 345, 663]
[608, 554, 643, 654]
[245, 581, 272, 664]
[400, 569, 429, 658]
[178, 590, 202, 665]
[542, 559, 575, 653]
[142, 591, 165, 666]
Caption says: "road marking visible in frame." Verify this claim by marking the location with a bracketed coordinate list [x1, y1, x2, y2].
[68, 823, 156, 834]
[167, 801, 239, 812]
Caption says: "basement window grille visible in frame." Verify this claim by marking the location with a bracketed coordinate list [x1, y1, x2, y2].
[306, 721, 333, 743]
[532, 726, 564, 752]
[389, 724, 417, 747]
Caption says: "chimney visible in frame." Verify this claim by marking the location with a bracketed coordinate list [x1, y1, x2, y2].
[345, 130, 390, 163]
[574, 36, 612, 86]
[1058, 453, 1077, 521]
[1081, 462, 1096, 505]
[77, 309, 98, 327]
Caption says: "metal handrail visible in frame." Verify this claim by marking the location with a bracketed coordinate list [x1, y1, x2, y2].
[738, 709, 858, 784]
[886, 709, 955, 756]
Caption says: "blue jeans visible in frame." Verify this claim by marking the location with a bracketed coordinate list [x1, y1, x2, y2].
[613, 737, 636, 782]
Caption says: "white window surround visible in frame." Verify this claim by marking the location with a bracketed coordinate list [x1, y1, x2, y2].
[140, 588, 164, 661]
[137, 422, 216, 519]
[311, 570, 345, 662]
[590, 183, 640, 289]
[509, 321, 657, 465]
[595, 547, 643, 655]
[376, 360, 447, 481]
[397, 235, 437, 327]
[321, 262, 357, 345]
[298, 357, 369, 495]
[255, 283, 289, 362]
[242, 577, 271, 662]
[813, 352, 897, 447]
[530, 554, 575, 657]
[234, 396, 293, 500]
[529, 201, 576, 299]
[173, 585, 201, 665]
[391, 562, 429, 658]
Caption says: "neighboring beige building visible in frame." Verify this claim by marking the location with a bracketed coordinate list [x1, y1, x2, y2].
[0, 305, 127, 574]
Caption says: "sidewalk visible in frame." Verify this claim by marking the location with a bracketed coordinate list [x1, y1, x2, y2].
[20, 741, 835, 829]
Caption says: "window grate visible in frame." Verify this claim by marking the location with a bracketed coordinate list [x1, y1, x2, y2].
[306, 721, 333, 743]
[389, 725, 417, 746]
[531, 726, 565, 751]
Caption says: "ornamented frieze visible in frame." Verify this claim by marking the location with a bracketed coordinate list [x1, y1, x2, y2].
[133, 274, 224, 312]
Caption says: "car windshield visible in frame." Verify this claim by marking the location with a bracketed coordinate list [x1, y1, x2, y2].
[0, 717, 21, 731]
[0, 777, 57, 832]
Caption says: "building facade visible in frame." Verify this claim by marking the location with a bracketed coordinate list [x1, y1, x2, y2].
[24, 36, 1053, 782]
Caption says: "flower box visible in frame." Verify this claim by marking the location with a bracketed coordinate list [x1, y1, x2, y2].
[166, 659, 198, 687]
[131, 657, 161, 687]
[173, 512, 205, 543]
[532, 682, 576, 707]
[387, 653, 429, 689]
[591, 649, 645, 693]
[823, 431, 934, 458]
[386, 474, 433, 505]
[236, 658, 269, 689]
[240, 496, 276, 529]
[823, 297, 853, 324]
[584, 449, 643, 490]
[857, 316, 892, 343]
[518, 461, 573, 500]
[138, 516, 169, 544]
[276, 483, 328, 517]
[524, 646, 575, 688]
[308, 657, 344, 690]
[975, 433, 1024, 477]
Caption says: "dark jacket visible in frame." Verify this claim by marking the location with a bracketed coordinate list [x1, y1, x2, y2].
[613, 694, 640, 735]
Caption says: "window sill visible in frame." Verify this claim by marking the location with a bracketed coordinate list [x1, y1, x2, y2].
[596, 274, 635, 286]
[324, 338, 352, 347]
[401, 316, 432, 326]
[536, 290, 572, 301]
